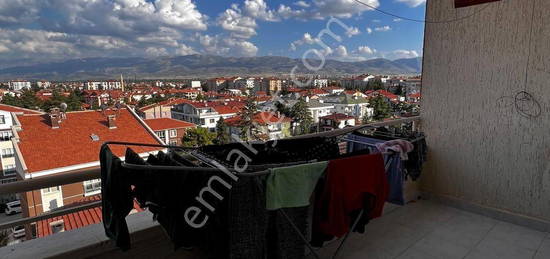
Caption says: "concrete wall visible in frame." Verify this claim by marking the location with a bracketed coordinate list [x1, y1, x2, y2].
[421, 0, 550, 221]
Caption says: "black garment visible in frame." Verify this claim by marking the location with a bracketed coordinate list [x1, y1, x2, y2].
[199, 136, 341, 166]
[404, 133, 427, 181]
[100, 145, 135, 251]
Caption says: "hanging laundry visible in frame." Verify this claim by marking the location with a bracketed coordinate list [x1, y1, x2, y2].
[404, 132, 428, 181]
[346, 134, 406, 205]
[266, 161, 328, 210]
[311, 154, 389, 246]
[375, 139, 414, 160]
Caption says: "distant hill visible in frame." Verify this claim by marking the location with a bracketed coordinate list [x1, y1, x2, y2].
[0, 55, 422, 80]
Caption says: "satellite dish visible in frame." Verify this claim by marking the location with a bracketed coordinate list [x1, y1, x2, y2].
[60, 103, 68, 112]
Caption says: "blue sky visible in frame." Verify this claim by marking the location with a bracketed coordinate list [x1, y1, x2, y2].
[0, 0, 426, 64]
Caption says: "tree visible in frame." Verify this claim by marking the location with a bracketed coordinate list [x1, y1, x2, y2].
[181, 127, 216, 147]
[367, 79, 384, 91]
[365, 95, 392, 122]
[275, 101, 291, 117]
[290, 98, 313, 135]
[214, 117, 231, 145]
[1, 94, 21, 107]
[19, 89, 41, 110]
[238, 94, 258, 140]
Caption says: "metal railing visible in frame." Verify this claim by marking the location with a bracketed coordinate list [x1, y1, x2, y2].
[0, 116, 420, 231]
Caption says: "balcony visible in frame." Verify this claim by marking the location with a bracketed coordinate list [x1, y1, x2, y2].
[0, 116, 547, 259]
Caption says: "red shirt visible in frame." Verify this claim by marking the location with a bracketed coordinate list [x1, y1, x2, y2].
[314, 154, 389, 238]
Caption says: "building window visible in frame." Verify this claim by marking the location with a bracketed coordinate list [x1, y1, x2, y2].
[1, 178, 16, 184]
[209, 119, 215, 123]
[50, 220, 65, 234]
[200, 119, 205, 125]
[0, 115, 5, 124]
[3, 164, 16, 176]
[170, 140, 178, 146]
[1, 148, 14, 158]
[0, 131, 12, 141]
[84, 179, 101, 195]
[42, 186, 60, 194]
[169, 129, 177, 138]
[156, 131, 165, 138]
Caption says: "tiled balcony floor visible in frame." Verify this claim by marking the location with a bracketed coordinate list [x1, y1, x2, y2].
[308, 200, 550, 259]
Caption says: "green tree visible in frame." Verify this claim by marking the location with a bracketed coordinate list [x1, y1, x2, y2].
[365, 95, 392, 122]
[290, 98, 313, 135]
[275, 101, 291, 117]
[214, 117, 231, 145]
[19, 89, 41, 110]
[181, 127, 215, 147]
[238, 94, 258, 140]
[1, 94, 22, 107]
[367, 79, 384, 91]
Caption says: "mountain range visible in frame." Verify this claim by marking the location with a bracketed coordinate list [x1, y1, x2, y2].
[0, 55, 422, 81]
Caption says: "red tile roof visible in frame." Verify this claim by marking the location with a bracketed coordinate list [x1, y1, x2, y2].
[320, 113, 355, 121]
[36, 195, 144, 238]
[0, 104, 43, 115]
[225, 112, 291, 126]
[16, 109, 162, 173]
[145, 118, 195, 131]
[408, 92, 421, 98]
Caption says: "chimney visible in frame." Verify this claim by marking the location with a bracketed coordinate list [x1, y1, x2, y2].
[49, 108, 61, 129]
[107, 115, 117, 129]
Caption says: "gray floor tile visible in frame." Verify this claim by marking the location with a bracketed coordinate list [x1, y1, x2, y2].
[408, 233, 471, 259]
[482, 221, 547, 250]
[534, 235, 550, 259]
[465, 236, 537, 259]
[396, 247, 438, 259]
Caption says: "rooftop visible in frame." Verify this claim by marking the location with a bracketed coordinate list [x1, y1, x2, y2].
[0, 103, 43, 115]
[16, 109, 162, 173]
[145, 118, 195, 131]
[320, 113, 355, 121]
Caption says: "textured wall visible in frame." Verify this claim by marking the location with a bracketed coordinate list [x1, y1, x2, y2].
[422, 0, 550, 220]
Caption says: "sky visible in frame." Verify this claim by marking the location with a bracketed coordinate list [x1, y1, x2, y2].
[0, 0, 426, 65]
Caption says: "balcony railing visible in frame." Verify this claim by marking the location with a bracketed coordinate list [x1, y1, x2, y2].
[0, 116, 421, 258]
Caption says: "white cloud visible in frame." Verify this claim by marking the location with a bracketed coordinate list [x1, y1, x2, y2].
[372, 19, 381, 23]
[145, 47, 169, 57]
[334, 45, 348, 57]
[345, 27, 361, 37]
[313, 0, 379, 18]
[243, 0, 279, 21]
[366, 27, 373, 34]
[395, 0, 426, 8]
[393, 18, 403, 22]
[175, 44, 197, 56]
[290, 33, 317, 50]
[198, 34, 258, 57]
[294, 1, 311, 7]
[375, 25, 391, 32]
[217, 5, 257, 39]
[386, 49, 420, 59]
[357, 46, 376, 55]
[0, 0, 41, 26]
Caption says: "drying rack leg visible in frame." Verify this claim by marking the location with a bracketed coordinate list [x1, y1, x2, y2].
[331, 209, 364, 259]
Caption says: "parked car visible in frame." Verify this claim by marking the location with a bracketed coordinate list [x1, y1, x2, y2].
[11, 225, 25, 239]
[5, 200, 21, 215]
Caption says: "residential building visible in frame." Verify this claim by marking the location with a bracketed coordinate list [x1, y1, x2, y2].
[261, 78, 283, 93]
[171, 101, 241, 132]
[340, 75, 374, 89]
[191, 80, 202, 88]
[305, 98, 335, 123]
[145, 118, 196, 146]
[8, 80, 31, 91]
[225, 112, 291, 141]
[12, 108, 162, 222]
[0, 104, 42, 203]
[85, 81, 122, 91]
[137, 98, 190, 120]
[318, 113, 356, 131]
[322, 93, 372, 119]
[206, 78, 228, 92]
[313, 78, 329, 88]
[36, 81, 51, 88]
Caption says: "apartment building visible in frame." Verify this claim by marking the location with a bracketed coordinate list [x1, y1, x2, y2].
[12, 107, 163, 224]
[84, 80, 122, 90]
[318, 113, 356, 131]
[8, 80, 31, 91]
[322, 93, 372, 119]
[225, 111, 292, 141]
[171, 101, 241, 132]
[145, 118, 196, 146]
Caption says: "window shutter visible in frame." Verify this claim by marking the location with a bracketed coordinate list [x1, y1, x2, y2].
[455, 0, 501, 8]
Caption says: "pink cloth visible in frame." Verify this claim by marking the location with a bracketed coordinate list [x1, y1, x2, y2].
[375, 139, 414, 160]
